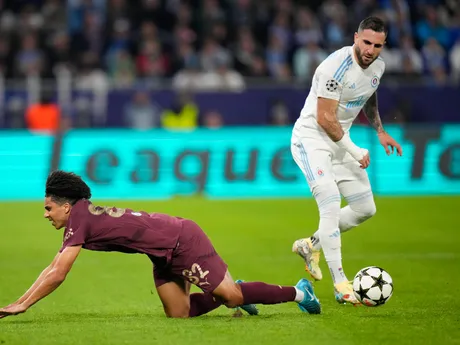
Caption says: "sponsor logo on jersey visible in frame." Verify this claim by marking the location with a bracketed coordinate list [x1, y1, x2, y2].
[316, 167, 324, 177]
[346, 95, 367, 108]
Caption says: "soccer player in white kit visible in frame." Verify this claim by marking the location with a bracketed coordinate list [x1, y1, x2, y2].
[290, 17, 403, 305]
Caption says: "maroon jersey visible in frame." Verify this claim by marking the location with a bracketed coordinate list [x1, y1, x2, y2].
[60, 199, 183, 260]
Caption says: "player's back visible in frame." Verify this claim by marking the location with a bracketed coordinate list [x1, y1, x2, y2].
[293, 45, 385, 141]
[61, 199, 185, 258]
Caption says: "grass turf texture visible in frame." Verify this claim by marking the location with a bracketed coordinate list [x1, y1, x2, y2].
[1, 196, 459, 345]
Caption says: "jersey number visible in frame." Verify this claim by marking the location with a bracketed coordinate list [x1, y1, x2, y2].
[88, 204, 126, 218]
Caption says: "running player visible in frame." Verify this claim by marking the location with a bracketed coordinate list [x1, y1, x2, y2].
[290, 16, 403, 304]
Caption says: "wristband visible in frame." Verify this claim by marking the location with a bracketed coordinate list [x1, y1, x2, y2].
[336, 135, 365, 161]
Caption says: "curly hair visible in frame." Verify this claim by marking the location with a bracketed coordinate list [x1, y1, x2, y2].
[45, 170, 92, 205]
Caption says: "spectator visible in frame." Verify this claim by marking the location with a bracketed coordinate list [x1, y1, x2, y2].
[449, 38, 460, 84]
[161, 93, 199, 130]
[124, 90, 162, 129]
[268, 99, 291, 126]
[416, 6, 450, 49]
[25, 92, 61, 133]
[0, 0, 459, 107]
[293, 41, 328, 81]
[202, 110, 224, 129]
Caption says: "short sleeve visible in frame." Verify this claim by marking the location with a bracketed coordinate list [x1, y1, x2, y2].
[316, 70, 344, 101]
[60, 214, 89, 252]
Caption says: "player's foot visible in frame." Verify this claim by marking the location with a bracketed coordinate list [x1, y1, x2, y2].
[234, 280, 259, 315]
[334, 281, 361, 305]
[295, 278, 321, 314]
[292, 238, 323, 281]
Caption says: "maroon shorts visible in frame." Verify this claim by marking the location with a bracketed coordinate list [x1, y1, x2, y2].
[151, 219, 228, 293]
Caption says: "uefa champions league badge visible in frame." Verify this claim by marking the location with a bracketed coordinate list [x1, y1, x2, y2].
[371, 75, 379, 88]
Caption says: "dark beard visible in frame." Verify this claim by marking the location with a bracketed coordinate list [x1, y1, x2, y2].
[354, 45, 374, 67]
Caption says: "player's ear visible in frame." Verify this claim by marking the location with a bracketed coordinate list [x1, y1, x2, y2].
[354, 32, 359, 43]
[64, 202, 72, 214]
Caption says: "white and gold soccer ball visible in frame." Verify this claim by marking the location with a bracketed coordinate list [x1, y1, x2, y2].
[352, 266, 393, 307]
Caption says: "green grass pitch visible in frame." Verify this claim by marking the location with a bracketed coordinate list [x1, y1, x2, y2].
[1, 196, 459, 345]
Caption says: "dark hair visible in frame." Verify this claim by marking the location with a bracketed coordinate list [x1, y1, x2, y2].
[358, 16, 387, 35]
[45, 170, 91, 205]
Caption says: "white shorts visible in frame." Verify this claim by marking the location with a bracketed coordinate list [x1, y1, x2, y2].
[291, 135, 372, 201]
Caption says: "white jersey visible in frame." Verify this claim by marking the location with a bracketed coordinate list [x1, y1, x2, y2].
[293, 45, 385, 140]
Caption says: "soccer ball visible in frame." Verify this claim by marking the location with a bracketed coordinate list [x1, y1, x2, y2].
[352, 266, 393, 307]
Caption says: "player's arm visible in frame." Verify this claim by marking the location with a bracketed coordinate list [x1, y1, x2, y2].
[362, 91, 385, 134]
[10, 252, 61, 306]
[363, 91, 403, 156]
[21, 246, 82, 309]
[0, 246, 82, 317]
[317, 96, 367, 163]
[316, 71, 368, 163]
[317, 97, 344, 141]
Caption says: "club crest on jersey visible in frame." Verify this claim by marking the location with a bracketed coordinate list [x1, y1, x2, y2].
[371, 76, 379, 88]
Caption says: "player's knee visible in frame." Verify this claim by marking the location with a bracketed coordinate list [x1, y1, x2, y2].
[351, 200, 376, 220]
[223, 294, 244, 308]
[163, 305, 190, 318]
[313, 184, 341, 217]
[215, 284, 244, 308]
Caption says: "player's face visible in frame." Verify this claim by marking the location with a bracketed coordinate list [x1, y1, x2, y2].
[353, 29, 386, 68]
[44, 197, 72, 230]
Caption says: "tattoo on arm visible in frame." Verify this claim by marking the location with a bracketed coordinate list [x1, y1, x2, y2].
[363, 92, 385, 133]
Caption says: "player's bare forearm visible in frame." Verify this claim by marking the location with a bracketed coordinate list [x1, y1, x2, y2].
[14, 265, 54, 304]
[14, 253, 60, 304]
[363, 92, 385, 134]
[317, 110, 344, 141]
[21, 269, 66, 309]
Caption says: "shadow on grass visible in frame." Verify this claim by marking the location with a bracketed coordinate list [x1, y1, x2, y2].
[2, 311, 284, 324]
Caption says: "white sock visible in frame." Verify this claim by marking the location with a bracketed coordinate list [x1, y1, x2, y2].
[328, 259, 348, 285]
[294, 287, 305, 302]
[310, 204, 374, 250]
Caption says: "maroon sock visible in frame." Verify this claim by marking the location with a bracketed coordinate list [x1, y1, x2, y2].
[239, 282, 296, 305]
[189, 293, 223, 317]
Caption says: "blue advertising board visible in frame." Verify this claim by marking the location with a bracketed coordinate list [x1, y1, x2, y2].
[0, 126, 459, 200]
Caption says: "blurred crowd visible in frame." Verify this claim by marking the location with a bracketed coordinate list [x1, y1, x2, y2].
[1, 0, 460, 91]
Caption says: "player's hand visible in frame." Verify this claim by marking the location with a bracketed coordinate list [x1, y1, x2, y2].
[0, 304, 27, 319]
[378, 132, 403, 156]
[0, 303, 16, 319]
[359, 149, 370, 169]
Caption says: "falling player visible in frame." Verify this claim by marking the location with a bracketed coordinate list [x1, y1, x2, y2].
[0, 171, 320, 319]
[290, 17, 403, 304]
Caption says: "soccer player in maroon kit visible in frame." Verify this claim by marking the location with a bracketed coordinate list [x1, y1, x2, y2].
[0, 171, 321, 319]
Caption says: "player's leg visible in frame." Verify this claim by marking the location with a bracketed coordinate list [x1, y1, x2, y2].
[332, 160, 376, 304]
[303, 160, 374, 304]
[211, 271, 321, 314]
[154, 265, 223, 318]
[290, 139, 326, 281]
[169, 220, 258, 317]
[173, 220, 320, 315]
[291, 140, 349, 289]
[153, 266, 192, 318]
[335, 161, 376, 232]
[308, 160, 376, 248]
